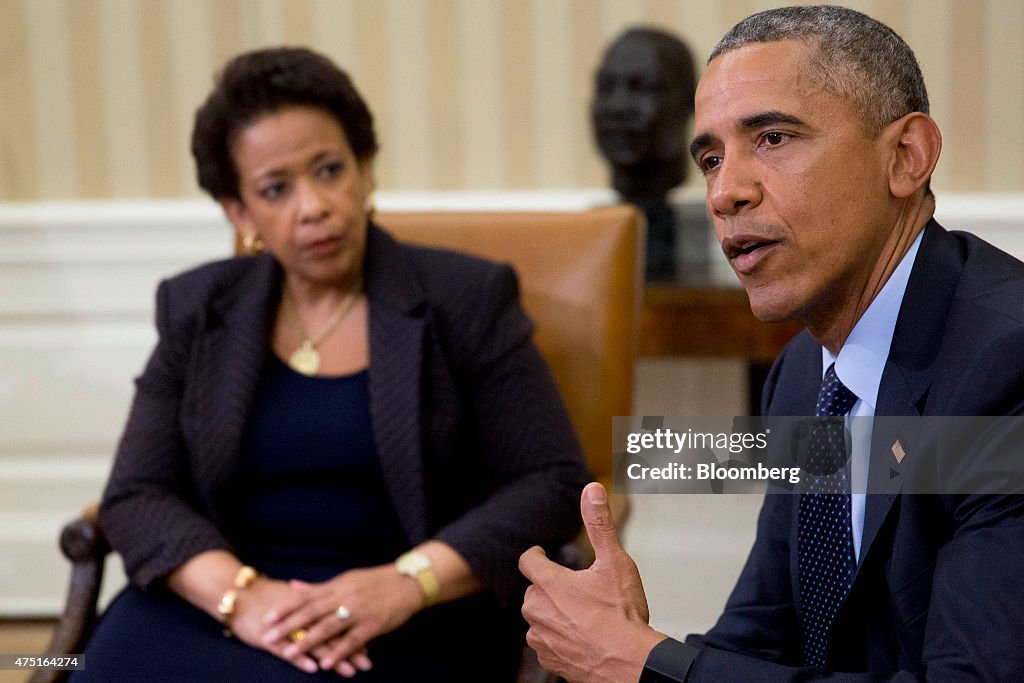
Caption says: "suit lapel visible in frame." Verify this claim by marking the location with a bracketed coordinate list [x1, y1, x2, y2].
[192, 255, 279, 521]
[764, 334, 824, 605]
[364, 226, 429, 544]
[858, 221, 962, 566]
[190, 229, 431, 543]
[767, 331, 821, 417]
[858, 375, 918, 565]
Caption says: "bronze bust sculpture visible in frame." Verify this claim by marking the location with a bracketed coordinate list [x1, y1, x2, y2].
[592, 27, 697, 278]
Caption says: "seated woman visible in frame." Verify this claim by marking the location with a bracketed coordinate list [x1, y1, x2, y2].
[76, 47, 589, 682]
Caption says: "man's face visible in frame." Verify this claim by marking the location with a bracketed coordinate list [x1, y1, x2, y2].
[592, 37, 687, 167]
[691, 40, 894, 326]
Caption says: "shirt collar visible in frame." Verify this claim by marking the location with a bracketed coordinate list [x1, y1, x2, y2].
[822, 231, 924, 410]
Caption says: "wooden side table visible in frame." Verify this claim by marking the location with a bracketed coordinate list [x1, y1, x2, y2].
[639, 283, 805, 415]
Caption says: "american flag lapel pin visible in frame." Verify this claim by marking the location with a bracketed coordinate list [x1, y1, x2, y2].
[891, 439, 906, 464]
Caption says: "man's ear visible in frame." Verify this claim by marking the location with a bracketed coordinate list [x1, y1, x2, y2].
[886, 112, 942, 198]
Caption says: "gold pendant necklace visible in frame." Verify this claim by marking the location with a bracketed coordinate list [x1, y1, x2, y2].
[282, 280, 362, 376]
[288, 341, 322, 376]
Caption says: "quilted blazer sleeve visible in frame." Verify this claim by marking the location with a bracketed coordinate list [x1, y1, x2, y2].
[99, 276, 235, 589]
[420, 255, 591, 605]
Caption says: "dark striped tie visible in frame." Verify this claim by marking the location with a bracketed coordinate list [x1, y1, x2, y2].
[798, 363, 858, 666]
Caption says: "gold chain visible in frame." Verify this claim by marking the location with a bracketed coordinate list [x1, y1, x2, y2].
[282, 279, 363, 351]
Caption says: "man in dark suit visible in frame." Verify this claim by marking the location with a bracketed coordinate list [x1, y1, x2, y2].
[520, 5, 1024, 681]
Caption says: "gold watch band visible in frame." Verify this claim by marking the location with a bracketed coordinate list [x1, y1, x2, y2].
[396, 550, 440, 607]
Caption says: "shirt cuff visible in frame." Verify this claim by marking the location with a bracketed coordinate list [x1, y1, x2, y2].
[639, 638, 700, 682]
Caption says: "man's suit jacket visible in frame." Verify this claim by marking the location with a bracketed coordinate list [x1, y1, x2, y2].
[645, 220, 1024, 680]
[100, 224, 589, 605]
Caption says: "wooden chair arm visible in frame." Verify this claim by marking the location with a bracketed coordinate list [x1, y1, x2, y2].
[29, 503, 110, 683]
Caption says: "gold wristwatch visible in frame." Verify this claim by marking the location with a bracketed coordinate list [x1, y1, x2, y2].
[396, 550, 440, 607]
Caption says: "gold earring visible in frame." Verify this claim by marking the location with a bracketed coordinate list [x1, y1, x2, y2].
[242, 234, 265, 254]
[364, 194, 376, 221]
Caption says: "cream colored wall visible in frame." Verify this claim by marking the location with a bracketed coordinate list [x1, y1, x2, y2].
[2, 0, 1023, 200]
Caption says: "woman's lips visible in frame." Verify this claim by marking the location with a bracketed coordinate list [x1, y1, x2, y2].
[304, 236, 342, 258]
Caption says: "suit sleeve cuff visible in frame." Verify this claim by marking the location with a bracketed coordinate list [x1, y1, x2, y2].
[639, 638, 699, 683]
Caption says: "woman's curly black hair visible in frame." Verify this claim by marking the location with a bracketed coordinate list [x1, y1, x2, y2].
[191, 47, 378, 200]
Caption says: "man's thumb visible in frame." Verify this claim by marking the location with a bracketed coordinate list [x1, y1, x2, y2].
[581, 482, 622, 560]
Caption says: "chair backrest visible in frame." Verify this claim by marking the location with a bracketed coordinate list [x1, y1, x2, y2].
[376, 205, 642, 492]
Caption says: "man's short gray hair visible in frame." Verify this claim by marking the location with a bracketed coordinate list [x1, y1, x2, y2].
[709, 5, 928, 137]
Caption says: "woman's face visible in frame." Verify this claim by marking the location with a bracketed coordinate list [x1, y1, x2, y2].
[221, 105, 373, 289]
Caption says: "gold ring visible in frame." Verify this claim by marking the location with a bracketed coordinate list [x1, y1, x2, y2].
[288, 628, 308, 643]
[336, 605, 351, 621]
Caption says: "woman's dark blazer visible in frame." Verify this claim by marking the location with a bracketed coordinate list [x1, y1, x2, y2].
[100, 224, 590, 605]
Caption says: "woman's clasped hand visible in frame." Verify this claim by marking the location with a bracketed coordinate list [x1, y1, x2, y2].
[257, 564, 422, 675]
[215, 571, 379, 677]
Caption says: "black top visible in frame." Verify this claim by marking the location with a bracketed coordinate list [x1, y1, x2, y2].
[237, 355, 408, 580]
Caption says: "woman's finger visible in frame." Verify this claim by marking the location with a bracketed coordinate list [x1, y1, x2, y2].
[317, 626, 371, 670]
[282, 607, 354, 657]
[309, 643, 372, 677]
[266, 639, 319, 674]
[351, 651, 373, 671]
[262, 592, 344, 646]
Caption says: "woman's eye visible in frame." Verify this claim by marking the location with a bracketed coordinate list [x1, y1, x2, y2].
[318, 162, 343, 179]
[259, 182, 287, 200]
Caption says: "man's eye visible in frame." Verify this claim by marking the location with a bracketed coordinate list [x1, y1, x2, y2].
[762, 132, 786, 146]
[700, 155, 722, 173]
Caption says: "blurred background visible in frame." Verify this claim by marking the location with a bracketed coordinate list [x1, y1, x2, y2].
[1, 0, 1022, 676]
[3, 0, 1023, 200]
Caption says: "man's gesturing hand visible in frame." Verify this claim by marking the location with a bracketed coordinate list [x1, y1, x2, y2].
[519, 482, 667, 683]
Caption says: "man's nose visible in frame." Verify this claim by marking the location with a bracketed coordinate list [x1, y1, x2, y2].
[708, 154, 762, 217]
